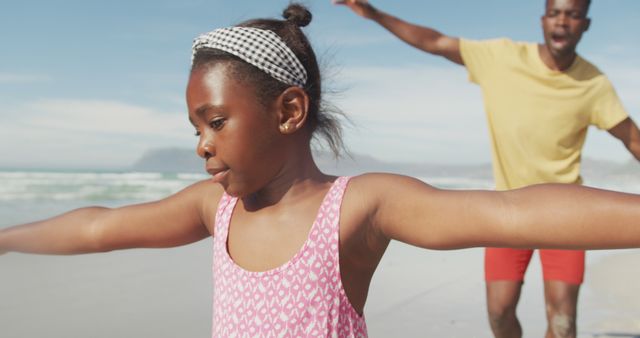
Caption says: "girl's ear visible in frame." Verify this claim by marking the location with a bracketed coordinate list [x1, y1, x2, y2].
[277, 87, 309, 134]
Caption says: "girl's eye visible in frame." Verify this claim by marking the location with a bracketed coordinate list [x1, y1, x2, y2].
[210, 118, 225, 130]
[194, 130, 201, 137]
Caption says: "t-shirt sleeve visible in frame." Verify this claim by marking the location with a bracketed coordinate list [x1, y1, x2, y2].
[590, 77, 629, 130]
[459, 38, 511, 84]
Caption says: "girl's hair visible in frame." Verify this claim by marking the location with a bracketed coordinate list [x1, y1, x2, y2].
[192, 3, 345, 156]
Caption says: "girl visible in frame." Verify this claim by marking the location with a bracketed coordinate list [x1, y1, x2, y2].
[1, 3, 639, 337]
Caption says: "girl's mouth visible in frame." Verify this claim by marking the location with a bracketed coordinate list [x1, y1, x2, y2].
[206, 168, 229, 183]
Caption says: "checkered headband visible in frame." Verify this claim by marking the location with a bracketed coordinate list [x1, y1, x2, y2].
[192, 27, 308, 87]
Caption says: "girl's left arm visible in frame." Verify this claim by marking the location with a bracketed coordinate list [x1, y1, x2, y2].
[354, 173, 640, 250]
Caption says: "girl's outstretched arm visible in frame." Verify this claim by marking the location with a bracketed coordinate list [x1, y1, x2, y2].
[355, 173, 640, 250]
[0, 180, 221, 255]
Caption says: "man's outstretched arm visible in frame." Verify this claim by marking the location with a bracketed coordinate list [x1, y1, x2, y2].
[608, 117, 640, 161]
[335, 0, 463, 65]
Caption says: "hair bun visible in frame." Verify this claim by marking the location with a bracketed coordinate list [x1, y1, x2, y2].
[283, 3, 312, 27]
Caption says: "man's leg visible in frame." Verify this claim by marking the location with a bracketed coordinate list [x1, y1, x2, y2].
[486, 280, 524, 338]
[543, 280, 580, 338]
[540, 249, 585, 338]
[485, 248, 534, 338]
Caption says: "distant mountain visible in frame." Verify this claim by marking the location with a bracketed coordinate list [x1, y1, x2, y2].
[130, 147, 640, 185]
[313, 151, 493, 179]
[130, 147, 493, 178]
[131, 148, 202, 173]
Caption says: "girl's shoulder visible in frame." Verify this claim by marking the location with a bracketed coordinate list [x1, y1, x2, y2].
[183, 178, 225, 204]
[344, 172, 430, 213]
[344, 173, 438, 220]
[172, 179, 225, 232]
[338, 173, 439, 255]
[348, 172, 431, 193]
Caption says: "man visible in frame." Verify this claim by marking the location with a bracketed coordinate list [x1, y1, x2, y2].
[336, 0, 640, 337]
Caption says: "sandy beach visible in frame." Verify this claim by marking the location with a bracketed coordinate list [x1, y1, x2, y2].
[1, 237, 638, 337]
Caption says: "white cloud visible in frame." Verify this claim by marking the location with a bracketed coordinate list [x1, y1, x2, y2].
[23, 99, 190, 137]
[0, 99, 194, 168]
[334, 64, 491, 163]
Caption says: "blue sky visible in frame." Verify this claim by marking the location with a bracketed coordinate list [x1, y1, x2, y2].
[1, 0, 639, 169]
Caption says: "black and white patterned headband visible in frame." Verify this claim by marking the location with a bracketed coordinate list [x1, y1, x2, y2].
[192, 27, 308, 87]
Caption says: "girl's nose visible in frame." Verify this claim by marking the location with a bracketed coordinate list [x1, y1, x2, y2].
[196, 136, 214, 159]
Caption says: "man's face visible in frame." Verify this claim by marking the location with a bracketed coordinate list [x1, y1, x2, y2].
[541, 0, 591, 58]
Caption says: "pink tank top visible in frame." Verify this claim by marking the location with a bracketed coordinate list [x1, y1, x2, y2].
[212, 176, 367, 337]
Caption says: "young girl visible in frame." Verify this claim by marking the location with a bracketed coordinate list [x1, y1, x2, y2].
[1, 3, 639, 337]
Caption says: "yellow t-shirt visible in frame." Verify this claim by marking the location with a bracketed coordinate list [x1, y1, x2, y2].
[460, 38, 628, 190]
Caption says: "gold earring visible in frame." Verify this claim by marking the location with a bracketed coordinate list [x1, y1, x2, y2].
[282, 124, 291, 132]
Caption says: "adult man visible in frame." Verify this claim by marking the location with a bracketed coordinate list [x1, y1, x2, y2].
[337, 0, 640, 337]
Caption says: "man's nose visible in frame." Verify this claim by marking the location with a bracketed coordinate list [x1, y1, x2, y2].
[556, 12, 569, 26]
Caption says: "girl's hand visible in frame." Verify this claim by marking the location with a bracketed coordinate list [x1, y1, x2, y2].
[333, 0, 377, 19]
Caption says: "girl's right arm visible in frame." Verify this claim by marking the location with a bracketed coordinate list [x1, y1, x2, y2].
[0, 180, 221, 255]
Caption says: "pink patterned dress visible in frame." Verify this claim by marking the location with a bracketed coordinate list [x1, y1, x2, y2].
[212, 176, 367, 337]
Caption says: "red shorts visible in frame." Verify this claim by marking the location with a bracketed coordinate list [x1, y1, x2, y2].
[484, 248, 585, 285]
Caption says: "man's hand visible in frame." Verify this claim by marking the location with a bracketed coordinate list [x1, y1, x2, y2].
[333, 0, 377, 19]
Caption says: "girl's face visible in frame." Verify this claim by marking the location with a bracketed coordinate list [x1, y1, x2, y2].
[186, 63, 286, 196]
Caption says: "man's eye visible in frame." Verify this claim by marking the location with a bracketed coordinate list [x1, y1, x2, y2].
[569, 12, 584, 19]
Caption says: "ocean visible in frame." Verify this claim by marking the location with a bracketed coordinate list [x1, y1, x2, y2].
[0, 170, 209, 228]
[0, 169, 498, 228]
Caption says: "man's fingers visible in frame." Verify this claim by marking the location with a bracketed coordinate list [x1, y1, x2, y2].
[333, 0, 368, 5]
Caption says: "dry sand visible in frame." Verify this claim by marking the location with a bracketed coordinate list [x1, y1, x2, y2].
[1, 240, 638, 337]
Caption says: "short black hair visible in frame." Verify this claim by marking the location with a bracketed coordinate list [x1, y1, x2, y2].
[545, 0, 591, 14]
